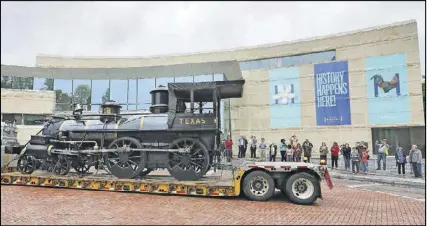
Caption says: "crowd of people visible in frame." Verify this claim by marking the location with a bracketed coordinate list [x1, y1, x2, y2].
[222, 135, 424, 178]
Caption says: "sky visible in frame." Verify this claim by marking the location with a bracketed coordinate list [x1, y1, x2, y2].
[1, 1, 425, 75]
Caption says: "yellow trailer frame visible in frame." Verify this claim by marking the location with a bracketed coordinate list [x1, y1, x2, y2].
[1, 167, 244, 197]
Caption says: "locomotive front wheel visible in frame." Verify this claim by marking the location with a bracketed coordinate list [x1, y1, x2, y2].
[104, 137, 146, 179]
[17, 155, 36, 174]
[53, 155, 71, 176]
[167, 138, 210, 181]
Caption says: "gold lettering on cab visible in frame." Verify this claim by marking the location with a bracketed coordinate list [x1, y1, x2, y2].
[179, 118, 206, 125]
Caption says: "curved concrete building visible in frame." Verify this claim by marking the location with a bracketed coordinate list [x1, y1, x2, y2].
[1, 20, 425, 155]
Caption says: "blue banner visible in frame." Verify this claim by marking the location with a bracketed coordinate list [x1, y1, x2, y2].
[365, 53, 410, 125]
[269, 67, 301, 128]
[314, 61, 351, 126]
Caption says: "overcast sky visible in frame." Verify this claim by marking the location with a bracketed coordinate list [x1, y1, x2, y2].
[1, 1, 425, 75]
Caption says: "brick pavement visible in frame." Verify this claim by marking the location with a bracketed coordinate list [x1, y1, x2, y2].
[1, 182, 425, 225]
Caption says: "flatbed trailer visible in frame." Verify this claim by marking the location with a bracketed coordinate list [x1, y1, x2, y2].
[1, 155, 333, 205]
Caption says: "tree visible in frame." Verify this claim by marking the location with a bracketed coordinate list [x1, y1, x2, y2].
[41, 78, 54, 90]
[55, 89, 72, 111]
[1, 76, 12, 88]
[11, 77, 33, 89]
[73, 84, 92, 111]
[102, 88, 110, 103]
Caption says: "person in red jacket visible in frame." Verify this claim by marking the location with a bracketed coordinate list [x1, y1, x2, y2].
[330, 142, 340, 169]
[224, 136, 233, 162]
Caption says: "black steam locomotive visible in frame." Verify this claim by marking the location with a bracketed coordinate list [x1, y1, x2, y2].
[14, 80, 244, 181]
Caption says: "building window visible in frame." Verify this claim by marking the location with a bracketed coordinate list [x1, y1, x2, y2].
[23, 114, 46, 125]
[127, 105, 137, 111]
[110, 79, 128, 105]
[91, 79, 110, 111]
[2, 114, 23, 125]
[239, 50, 336, 71]
[54, 79, 73, 111]
[138, 78, 155, 110]
[1, 76, 12, 88]
[213, 74, 224, 82]
[175, 76, 193, 83]
[128, 79, 137, 105]
[194, 74, 213, 82]
[155, 77, 174, 88]
[73, 79, 91, 111]
[11, 77, 33, 90]
[33, 78, 54, 90]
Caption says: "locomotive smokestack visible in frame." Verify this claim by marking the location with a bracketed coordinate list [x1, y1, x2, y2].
[149, 85, 169, 114]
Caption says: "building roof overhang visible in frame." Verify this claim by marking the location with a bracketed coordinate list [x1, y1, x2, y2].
[1, 60, 243, 80]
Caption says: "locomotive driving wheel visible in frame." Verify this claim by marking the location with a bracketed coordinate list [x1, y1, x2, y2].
[53, 155, 71, 176]
[17, 155, 36, 174]
[167, 138, 210, 181]
[104, 137, 146, 179]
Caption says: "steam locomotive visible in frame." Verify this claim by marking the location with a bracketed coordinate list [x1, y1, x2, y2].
[14, 80, 245, 181]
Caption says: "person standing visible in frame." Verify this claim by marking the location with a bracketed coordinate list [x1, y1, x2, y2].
[250, 136, 257, 159]
[224, 136, 233, 163]
[279, 139, 287, 162]
[243, 136, 248, 158]
[237, 136, 244, 158]
[259, 138, 267, 161]
[395, 147, 406, 177]
[319, 142, 329, 165]
[361, 148, 369, 174]
[286, 144, 294, 162]
[302, 139, 313, 162]
[294, 143, 302, 162]
[269, 142, 278, 162]
[342, 143, 351, 171]
[330, 142, 340, 169]
[375, 139, 389, 170]
[351, 147, 360, 174]
[410, 145, 423, 178]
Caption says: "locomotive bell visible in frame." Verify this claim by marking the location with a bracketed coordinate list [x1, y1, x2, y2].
[149, 85, 169, 114]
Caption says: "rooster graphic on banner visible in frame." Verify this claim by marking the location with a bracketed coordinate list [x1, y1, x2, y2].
[272, 84, 296, 105]
[370, 73, 401, 97]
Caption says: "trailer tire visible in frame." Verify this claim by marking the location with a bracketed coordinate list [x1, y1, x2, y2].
[242, 170, 275, 201]
[284, 172, 320, 205]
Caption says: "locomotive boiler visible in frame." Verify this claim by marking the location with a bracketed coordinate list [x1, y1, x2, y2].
[14, 80, 245, 181]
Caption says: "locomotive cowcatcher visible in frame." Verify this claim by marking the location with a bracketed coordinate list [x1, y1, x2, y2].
[14, 80, 245, 181]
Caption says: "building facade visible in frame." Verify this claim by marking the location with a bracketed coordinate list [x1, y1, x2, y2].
[1, 20, 425, 156]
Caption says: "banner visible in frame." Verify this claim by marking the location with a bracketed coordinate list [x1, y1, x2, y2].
[365, 53, 410, 125]
[314, 61, 351, 126]
[269, 67, 301, 128]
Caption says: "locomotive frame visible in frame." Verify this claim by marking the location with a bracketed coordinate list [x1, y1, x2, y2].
[14, 80, 245, 181]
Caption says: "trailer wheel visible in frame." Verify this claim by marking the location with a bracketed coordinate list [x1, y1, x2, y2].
[284, 172, 320, 205]
[242, 170, 275, 201]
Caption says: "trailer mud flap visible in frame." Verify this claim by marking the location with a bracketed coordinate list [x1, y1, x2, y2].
[324, 169, 334, 189]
